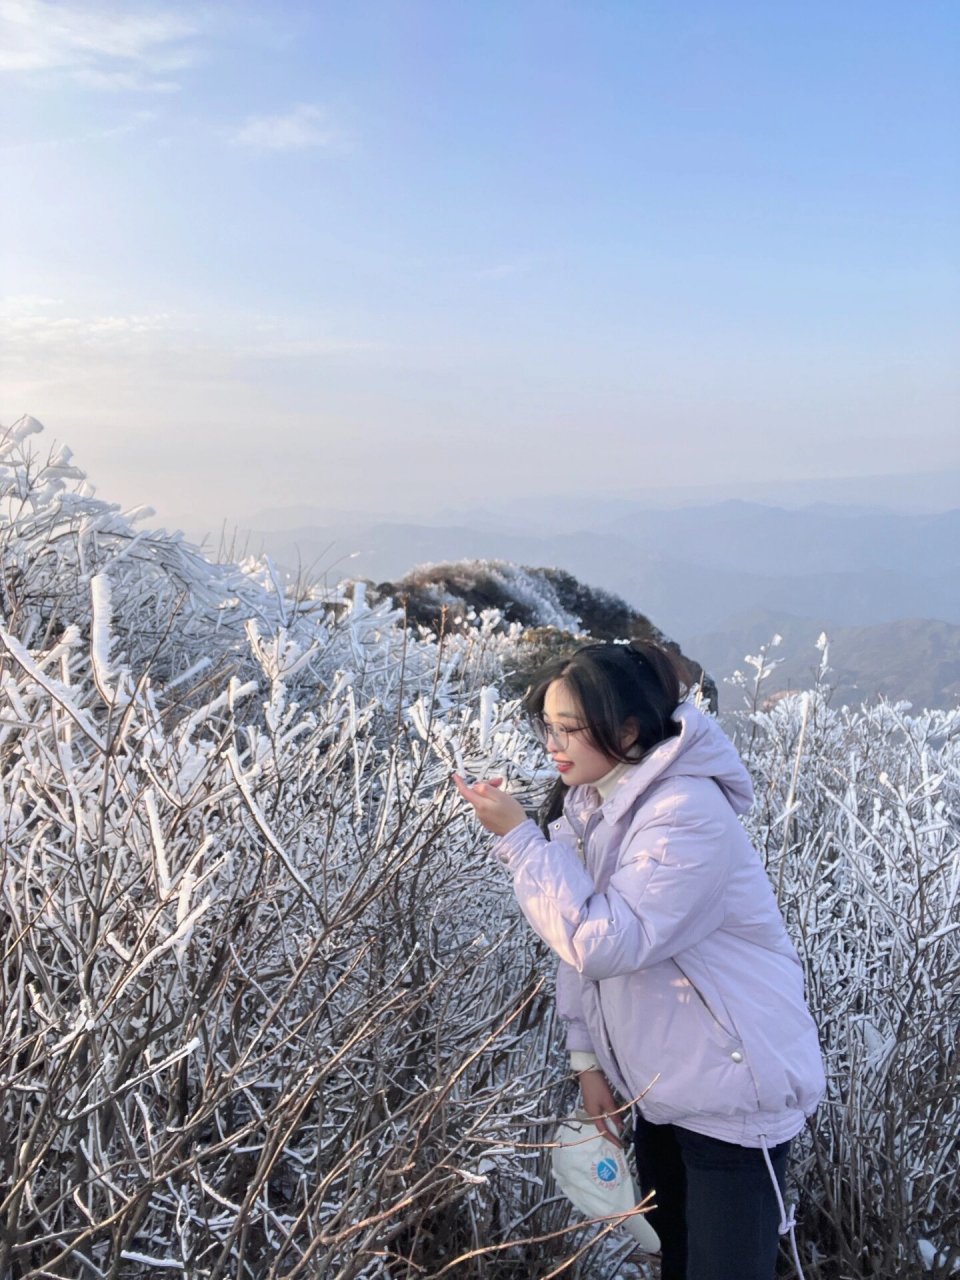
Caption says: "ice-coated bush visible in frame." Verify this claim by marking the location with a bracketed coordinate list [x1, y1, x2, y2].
[732, 653, 960, 1279]
[0, 419, 956, 1278]
[0, 421, 616, 1279]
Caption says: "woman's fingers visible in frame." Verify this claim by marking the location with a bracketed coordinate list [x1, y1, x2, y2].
[578, 1070, 624, 1147]
[454, 774, 502, 788]
[452, 773, 503, 804]
[590, 1107, 624, 1144]
[452, 774, 526, 836]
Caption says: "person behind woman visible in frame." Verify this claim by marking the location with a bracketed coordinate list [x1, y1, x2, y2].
[455, 640, 824, 1280]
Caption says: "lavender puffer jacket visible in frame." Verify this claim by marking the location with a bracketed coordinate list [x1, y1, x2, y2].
[494, 703, 825, 1147]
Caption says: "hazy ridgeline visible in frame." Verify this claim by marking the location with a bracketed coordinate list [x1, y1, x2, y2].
[0, 420, 957, 1279]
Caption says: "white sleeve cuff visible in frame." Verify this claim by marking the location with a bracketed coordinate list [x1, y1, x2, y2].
[570, 1051, 601, 1073]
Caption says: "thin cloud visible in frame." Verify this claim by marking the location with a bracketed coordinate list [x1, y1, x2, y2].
[73, 67, 181, 93]
[98, 108, 161, 138]
[0, 302, 182, 368]
[232, 104, 348, 153]
[244, 337, 378, 359]
[0, 294, 63, 310]
[0, 0, 199, 90]
[0, 300, 374, 380]
[0, 109, 160, 151]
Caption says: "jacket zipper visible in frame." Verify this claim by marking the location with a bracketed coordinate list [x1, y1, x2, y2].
[572, 806, 631, 1095]
[575, 809, 602, 865]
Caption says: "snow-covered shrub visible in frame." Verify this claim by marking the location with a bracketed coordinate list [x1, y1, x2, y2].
[0, 422, 635, 1278]
[734, 666, 960, 1279]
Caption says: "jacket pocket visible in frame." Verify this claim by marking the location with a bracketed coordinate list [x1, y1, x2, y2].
[670, 960, 763, 1114]
[672, 959, 737, 1042]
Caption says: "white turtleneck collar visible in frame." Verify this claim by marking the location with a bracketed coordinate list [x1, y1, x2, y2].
[593, 759, 634, 803]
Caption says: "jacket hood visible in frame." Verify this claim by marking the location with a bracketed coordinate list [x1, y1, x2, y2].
[581, 703, 755, 823]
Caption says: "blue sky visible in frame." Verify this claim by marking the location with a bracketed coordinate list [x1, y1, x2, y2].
[2, 1, 957, 530]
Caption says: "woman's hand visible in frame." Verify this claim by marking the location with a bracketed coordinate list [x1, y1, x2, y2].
[578, 1069, 624, 1146]
[453, 774, 528, 836]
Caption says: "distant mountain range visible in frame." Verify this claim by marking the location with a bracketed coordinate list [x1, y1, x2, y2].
[687, 613, 960, 712]
[237, 499, 960, 710]
[246, 468, 960, 529]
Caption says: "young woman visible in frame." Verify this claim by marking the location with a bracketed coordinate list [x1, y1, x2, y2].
[455, 641, 824, 1280]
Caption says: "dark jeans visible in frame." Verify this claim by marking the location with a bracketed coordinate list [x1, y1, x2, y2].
[633, 1113, 790, 1280]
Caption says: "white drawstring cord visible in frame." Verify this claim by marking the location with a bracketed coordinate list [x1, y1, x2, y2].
[759, 1134, 807, 1280]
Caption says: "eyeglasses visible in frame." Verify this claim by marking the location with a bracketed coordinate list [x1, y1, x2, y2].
[528, 718, 591, 751]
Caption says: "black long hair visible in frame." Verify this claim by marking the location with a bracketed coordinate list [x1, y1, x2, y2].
[524, 640, 683, 828]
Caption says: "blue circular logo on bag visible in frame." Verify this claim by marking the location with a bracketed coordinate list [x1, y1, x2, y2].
[595, 1157, 619, 1184]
